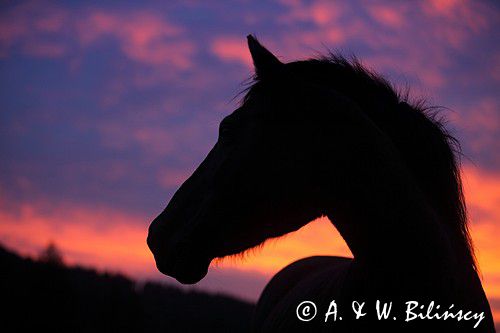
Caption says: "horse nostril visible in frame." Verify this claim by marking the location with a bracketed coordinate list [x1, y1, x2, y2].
[146, 230, 156, 253]
[147, 215, 167, 253]
[147, 231, 173, 275]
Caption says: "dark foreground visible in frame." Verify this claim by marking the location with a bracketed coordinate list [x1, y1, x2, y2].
[1, 244, 254, 332]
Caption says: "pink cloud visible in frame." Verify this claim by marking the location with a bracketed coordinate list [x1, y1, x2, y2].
[420, 0, 492, 49]
[278, 0, 344, 27]
[274, 5, 448, 90]
[308, 2, 343, 26]
[0, 1, 70, 58]
[77, 11, 195, 69]
[424, 0, 490, 32]
[456, 99, 500, 132]
[33, 9, 67, 32]
[22, 40, 67, 58]
[157, 168, 192, 189]
[0, 15, 26, 50]
[271, 0, 498, 95]
[492, 55, 500, 82]
[133, 127, 176, 157]
[210, 36, 252, 67]
[0, 3, 196, 68]
[367, 5, 406, 28]
[451, 99, 500, 155]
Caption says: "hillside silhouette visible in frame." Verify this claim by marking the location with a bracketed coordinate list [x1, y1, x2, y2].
[1, 243, 254, 332]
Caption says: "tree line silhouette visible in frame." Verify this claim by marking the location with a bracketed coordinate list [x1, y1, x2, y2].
[1, 243, 254, 332]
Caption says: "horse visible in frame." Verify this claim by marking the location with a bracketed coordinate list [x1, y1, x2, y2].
[147, 35, 495, 332]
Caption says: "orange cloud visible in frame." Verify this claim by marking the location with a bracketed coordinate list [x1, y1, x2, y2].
[462, 165, 500, 302]
[0, 204, 154, 276]
[1, 165, 498, 295]
[215, 216, 352, 275]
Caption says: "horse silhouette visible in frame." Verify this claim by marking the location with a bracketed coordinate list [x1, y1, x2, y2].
[147, 36, 495, 332]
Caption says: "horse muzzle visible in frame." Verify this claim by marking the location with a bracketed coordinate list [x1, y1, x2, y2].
[147, 214, 211, 284]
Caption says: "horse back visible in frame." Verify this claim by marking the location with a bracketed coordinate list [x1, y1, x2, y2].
[253, 256, 353, 332]
[252, 256, 495, 332]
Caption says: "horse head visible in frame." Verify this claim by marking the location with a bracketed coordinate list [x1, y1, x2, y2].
[147, 35, 475, 285]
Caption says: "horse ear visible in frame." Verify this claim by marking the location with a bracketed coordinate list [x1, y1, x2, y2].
[247, 35, 283, 78]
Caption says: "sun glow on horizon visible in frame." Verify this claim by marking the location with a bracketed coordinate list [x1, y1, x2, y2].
[1, 165, 499, 309]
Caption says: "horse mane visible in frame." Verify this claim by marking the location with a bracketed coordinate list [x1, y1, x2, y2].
[241, 54, 477, 273]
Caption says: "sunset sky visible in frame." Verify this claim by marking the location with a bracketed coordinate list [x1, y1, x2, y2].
[1, 0, 499, 325]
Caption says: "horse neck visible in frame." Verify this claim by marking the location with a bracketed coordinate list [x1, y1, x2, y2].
[316, 141, 458, 276]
